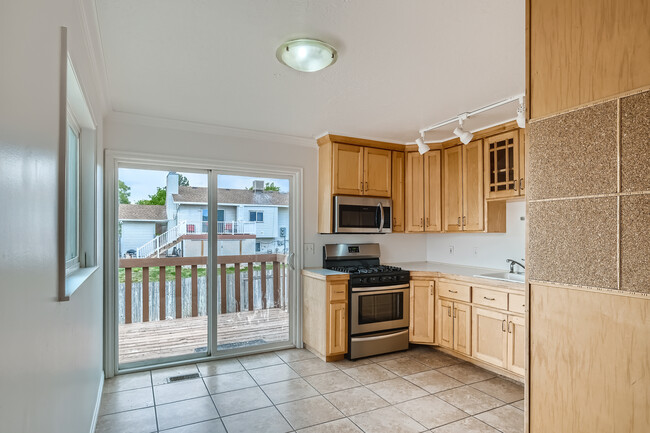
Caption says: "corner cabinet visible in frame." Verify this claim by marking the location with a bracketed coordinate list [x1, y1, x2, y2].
[302, 270, 349, 361]
[405, 151, 442, 232]
[318, 135, 401, 233]
[409, 280, 435, 344]
[484, 130, 526, 199]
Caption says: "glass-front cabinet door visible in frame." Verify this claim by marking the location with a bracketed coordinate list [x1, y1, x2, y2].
[484, 131, 520, 199]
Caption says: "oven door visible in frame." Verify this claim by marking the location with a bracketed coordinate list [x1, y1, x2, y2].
[334, 196, 392, 233]
[350, 284, 409, 335]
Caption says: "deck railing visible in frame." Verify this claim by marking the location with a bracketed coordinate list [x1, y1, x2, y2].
[119, 254, 288, 324]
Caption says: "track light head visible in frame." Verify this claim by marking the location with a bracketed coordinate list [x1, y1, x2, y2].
[516, 96, 526, 128]
[459, 130, 473, 144]
[453, 116, 473, 144]
[416, 137, 430, 155]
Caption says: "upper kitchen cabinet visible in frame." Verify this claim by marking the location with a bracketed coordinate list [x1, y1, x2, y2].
[484, 130, 525, 200]
[391, 151, 405, 232]
[405, 150, 442, 232]
[443, 141, 485, 231]
[318, 134, 403, 233]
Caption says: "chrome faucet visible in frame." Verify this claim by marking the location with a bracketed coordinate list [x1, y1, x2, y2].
[506, 258, 525, 274]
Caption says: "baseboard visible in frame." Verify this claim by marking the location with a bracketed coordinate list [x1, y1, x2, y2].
[89, 371, 105, 433]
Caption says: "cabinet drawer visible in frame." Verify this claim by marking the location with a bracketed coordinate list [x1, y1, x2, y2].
[328, 283, 348, 302]
[509, 293, 526, 314]
[473, 287, 508, 310]
[438, 281, 471, 302]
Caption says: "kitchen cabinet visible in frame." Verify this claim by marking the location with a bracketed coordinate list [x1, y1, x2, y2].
[443, 141, 484, 231]
[484, 130, 526, 199]
[391, 151, 405, 232]
[437, 297, 471, 355]
[409, 280, 435, 344]
[302, 270, 349, 361]
[472, 306, 524, 374]
[318, 135, 402, 233]
[405, 150, 442, 232]
[507, 315, 525, 376]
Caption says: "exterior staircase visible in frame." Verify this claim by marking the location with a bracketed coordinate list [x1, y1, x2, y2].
[136, 221, 187, 258]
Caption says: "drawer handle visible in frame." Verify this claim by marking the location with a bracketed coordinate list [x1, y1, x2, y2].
[508, 321, 513, 333]
[502, 320, 506, 332]
[449, 290, 458, 293]
[484, 296, 496, 301]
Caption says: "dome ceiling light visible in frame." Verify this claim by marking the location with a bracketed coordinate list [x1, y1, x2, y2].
[276, 38, 337, 72]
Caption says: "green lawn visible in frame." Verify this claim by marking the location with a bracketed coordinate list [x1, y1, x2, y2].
[119, 264, 284, 283]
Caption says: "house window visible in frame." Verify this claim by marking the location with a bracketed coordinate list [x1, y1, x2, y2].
[217, 209, 224, 222]
[249, 211, 263, 222]
[255, 242, 261, 252]
[65, 115, 80, 272]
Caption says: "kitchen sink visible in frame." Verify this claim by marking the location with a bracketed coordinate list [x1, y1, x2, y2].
[475, 271, 525, 283]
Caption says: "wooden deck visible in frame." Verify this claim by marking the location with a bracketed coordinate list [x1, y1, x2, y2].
[119, 308, 289, 364]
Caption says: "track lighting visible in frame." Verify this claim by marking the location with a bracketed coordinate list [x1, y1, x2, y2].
[453, 115, 473, 144]
[516, 96, 526, 128]
[416, 136, 430, 155]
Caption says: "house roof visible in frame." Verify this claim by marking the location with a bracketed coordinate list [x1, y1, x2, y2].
[119, 204, 168, 221]
[173, 186, 289, 206]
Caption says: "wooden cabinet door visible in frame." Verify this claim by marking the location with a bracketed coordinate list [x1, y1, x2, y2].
[472, 307, 508, 368]
[364, 147, 391, 197]
[438, 299, 453, 349]
[462, 140, 484, 231]
[424, 150, 442, 232]
[443, 146, 463, 232]
[453, 302, 472, 356]
[484, 131, 520, 199]
[333, 143, 364, 195]
[405, 152, 424, 232]
[507, 315, 525, 376]
[327, 302, 347, 356]
[391, 151, 405, 232]
[518, 129, 526, 196]
[409, 280, 434, 343]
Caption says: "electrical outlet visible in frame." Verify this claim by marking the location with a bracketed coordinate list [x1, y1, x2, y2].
[304, 243, 315, 255]
[473, 247, 479, 256]
[448, 245, 455, 255]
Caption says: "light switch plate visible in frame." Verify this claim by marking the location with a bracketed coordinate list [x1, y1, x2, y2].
[304, 243, 315, 255]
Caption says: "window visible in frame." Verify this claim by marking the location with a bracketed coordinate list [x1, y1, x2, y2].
[255, 242, 261, 252]
[217, 209, 224, 222]
[249, 210, 264, 222]
[65, 115, 80, 272]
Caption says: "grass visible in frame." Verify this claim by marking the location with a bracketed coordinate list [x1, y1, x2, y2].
[118, 263, 285, 283]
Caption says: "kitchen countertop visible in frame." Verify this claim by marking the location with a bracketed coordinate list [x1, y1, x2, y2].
[302, 268, 350, 281]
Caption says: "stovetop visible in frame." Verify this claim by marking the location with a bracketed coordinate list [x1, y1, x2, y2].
[326, 264, 410, 287]
[327, 265, 403, 274]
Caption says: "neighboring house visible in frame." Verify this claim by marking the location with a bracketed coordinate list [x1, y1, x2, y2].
[118, 204, 168, 256]
[167, 172, 289, 256]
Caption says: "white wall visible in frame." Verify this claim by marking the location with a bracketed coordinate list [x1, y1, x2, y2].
[425, 201, 526, 270]
[0, 1, 107, 432]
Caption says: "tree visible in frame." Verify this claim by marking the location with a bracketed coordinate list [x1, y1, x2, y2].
[247, 182, 281, 192]
[119, 180, 131, 204]
[137, 187, 166, 205]
[178, 174, 190, 186]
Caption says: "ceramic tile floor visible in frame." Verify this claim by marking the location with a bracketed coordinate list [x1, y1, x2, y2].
[96, 346, 524, 433]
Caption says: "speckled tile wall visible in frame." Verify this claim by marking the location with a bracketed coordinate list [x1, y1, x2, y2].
[620, 91, 650, 193]
[528, 101, 618, 201]
[528, 197, 618, 289]
[529, 89, 650, 294]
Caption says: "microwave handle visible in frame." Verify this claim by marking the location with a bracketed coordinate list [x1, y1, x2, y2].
[378, 202, 384, 233]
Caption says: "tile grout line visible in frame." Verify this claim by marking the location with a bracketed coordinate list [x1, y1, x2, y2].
[616, 97, 622, 291]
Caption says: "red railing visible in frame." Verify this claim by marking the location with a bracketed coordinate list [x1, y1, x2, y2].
[119, 254, 287, 324]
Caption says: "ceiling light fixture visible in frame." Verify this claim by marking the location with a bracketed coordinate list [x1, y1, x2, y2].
[415, 134, 430, 155]
[516, 96, 526, 128]
[453, 114, 474, 144]
[276, 38, 337, 72]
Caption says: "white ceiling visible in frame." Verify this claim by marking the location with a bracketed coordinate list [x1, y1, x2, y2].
[95, 0, 525, 143]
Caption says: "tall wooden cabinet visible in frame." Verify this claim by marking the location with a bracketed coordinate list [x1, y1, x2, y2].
[391, 151, 405, 232]
[443, 141, 484, 232]
[409, 280, 435, 344]
[405, 151, 441, 232]
[484, 131, 525, 200]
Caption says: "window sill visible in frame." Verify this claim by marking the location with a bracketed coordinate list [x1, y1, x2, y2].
[61, 266, 99, 301]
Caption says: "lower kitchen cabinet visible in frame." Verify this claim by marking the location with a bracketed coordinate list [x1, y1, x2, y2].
[438, 299, 471, 355]
[328, 300, 347, 355]
[472, 306, 524, 374]
[507, 315, 525, 376]
[409, 280, 435, 344]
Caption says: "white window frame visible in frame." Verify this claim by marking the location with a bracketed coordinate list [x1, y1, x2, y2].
[65, 110, 81, 274]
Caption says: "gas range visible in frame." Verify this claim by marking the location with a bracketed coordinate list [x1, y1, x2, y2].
[327, 265, 410, 287]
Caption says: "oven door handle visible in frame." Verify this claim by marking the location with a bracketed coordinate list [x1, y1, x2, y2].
[378, 202, 384, 233]
[352, 284, 410, 292]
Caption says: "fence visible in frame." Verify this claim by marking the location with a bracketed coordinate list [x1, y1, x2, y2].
[119, 254, 288, 325]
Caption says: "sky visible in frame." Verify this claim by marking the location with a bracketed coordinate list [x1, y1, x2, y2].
[118, 168, 289, 203]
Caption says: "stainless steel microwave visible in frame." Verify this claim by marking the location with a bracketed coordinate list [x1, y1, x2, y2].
[333, 196, 392, 233]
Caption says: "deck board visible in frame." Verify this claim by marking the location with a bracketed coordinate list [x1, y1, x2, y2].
[118, 308, 289, 364]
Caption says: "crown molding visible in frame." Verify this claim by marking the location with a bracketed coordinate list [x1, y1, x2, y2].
[315, 131, 407, 145]
[107, 111, 318, 148]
